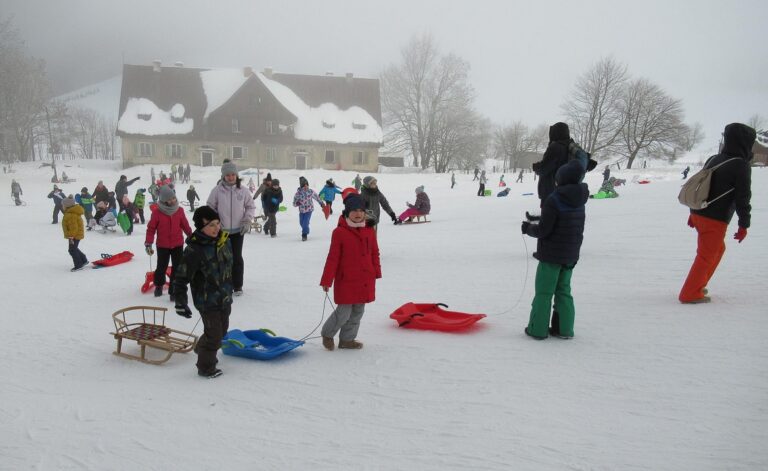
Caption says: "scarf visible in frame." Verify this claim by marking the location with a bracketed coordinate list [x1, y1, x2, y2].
[158, 199, 179, 216]
[346, 218, 366, 228]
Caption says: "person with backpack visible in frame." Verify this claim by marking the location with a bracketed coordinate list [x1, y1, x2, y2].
[678, 123, 756, 304]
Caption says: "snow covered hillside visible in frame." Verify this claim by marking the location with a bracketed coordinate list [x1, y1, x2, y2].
[1, 161, 766, 470]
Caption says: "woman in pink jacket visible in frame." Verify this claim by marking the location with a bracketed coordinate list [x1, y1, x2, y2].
[206, 160, 256, 296]
[145, 185, 192, 300]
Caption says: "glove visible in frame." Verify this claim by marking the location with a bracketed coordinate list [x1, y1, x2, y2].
[521, 221, 531, 234]
[734, 227, 747, 243]
[145, 244, 154, 255]
[687, 215, 694, 228]
[240, 222, 250, 235]
[390, 212, 397, 222]
[175, 304, 193, 318]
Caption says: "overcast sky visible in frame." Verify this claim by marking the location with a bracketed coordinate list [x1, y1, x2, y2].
[4, 0, 767, 153]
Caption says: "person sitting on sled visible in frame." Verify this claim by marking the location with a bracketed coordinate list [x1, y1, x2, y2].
[89, 201, 117, 232]
[521, 160, 588, 340]
[395, 186, 431, 224]
[320, 193, 381, 350]
[173, 206, 234, 379]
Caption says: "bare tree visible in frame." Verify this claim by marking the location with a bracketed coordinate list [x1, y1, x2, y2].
[678, 121, 705, 152]
[747, 114, 765, 131]
[617, 78, 688, 169]
[494, 121, 536, 171]
[561, 56, 628, 158]
[381, 34, 480, 170]
[0, 18, 50, 162]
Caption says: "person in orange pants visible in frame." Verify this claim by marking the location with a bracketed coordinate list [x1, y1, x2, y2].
[678, 122, 755, 304]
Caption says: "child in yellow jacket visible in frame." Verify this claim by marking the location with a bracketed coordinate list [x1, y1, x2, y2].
[62, 196, 88, 271]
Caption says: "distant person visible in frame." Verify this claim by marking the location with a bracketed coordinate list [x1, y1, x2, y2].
[75, 187, 94, 222]
[682, 166, 691, 179]
[353, 174, 362, 191]
[61, 196, 88, 271]
[395, 186, 431, 224]
[498, 174, 506, 187]
[11, 179, 22, 206]
[516, 169, 524, 183]
[133, 188, 146, 224]
[115, 174, 140, 211]
[292, 176, 325, 241]
[187, 185, 200, 212]
[602, 165, 611, 183]
[47, 185, 66, 224]
[451, 172, 456, 189]
[262, 178, 283, 237]
[318, 179, 342, 215]
[477, 170, 487, 196]
[360, 176, 397, 229]
[679, 123, 755, 304]
[472, 167, 479, 181]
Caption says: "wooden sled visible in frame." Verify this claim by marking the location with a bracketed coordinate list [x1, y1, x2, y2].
[248, 214, 266, 234]
[402, 214, 430, 224]
[111, 306, 198, 365]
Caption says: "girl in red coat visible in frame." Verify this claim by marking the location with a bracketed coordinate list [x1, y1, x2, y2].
[319, 193, 381, 350]
[145, 185, 192, 301]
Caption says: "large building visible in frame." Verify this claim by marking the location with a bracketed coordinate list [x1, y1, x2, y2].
[117, 62, 382, 171]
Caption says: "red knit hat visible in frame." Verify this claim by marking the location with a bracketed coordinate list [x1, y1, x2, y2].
[341, 187, 358, 201]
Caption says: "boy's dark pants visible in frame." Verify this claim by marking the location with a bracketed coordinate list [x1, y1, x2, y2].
[528, 261, 575, 338]
[137, 208, 145, 224]
[52, 205, 62, 223]
[265, 211, 277, 235]
[196, 305, 231, 374]
[68, 239, 87, 268]
[155, 246, 183, 293]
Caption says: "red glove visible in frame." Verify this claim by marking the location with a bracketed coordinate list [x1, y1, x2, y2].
[734, 227, 747, 243]
[687, 215, 694, 228]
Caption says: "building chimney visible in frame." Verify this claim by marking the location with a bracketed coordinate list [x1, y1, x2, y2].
[174, 61, 184, 67]
[243, 66, 253, 77]
[152, 59, 162, 72]
[345, 72, 353, 83]
[263, 67, 273, 79]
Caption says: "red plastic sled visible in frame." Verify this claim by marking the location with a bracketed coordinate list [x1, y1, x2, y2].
[92, 251, 134, 269]
[389, 303, 486, 332]
[140, 266, 173, 293]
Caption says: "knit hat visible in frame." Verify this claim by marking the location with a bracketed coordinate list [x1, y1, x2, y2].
[341, 187, 358, 201]
[555, 160, 584, 185]
[81, 187, 88, 193]
[271, 178, 280, 187]
[61, 197, 76, 209]
[193, 206, 220, 230]
[158, 185, 176, 203]
[265, 172, 272, 182]
[415, 185, 424, 194]
[221, 160, 238, 177]
[326, 179, 335, 186]
[363, 176, 376, 187]
[343, 194, 365, 216]
[299, 176, 309, 187]
[549, 122, 570, 142]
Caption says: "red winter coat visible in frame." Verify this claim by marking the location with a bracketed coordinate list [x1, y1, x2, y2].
[320, 216, 381, 304]
[145, 205, 192, 249]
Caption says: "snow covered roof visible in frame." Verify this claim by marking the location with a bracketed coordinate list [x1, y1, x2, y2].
[757, 130, 768, 148]
[117, 64, 382, 145]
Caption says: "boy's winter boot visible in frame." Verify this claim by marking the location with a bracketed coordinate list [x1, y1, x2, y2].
[198, 368, 223, 379]
[338, 339, 364, 349]
[322, 336, 335, 351]
[154, 286, 163, 297]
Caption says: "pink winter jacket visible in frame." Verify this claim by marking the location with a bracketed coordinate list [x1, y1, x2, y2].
[145, 206, 192, 249]
[207, 182, 256, 232]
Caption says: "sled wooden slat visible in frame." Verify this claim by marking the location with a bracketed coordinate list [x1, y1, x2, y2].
[111, 306, 198, 365]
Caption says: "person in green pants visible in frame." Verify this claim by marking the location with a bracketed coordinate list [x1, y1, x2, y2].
[521, 160, 589, 339]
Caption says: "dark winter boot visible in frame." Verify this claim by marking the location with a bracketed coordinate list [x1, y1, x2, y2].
[154, 286, 163, 297]
[322, 336, 335, 351]
[198, 368, 223, 379]
[338, 339, 364, 349]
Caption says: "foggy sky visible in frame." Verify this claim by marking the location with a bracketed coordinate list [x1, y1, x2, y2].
[3, 0, 767, 154]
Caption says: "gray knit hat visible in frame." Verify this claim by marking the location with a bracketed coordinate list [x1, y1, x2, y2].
[363, 176, 377, 187]
[221, 160, 238, 177]
[61, 197, 77, 209]
[158, 185, 176, 202]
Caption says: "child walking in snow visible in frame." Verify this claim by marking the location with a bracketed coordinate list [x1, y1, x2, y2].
[521, 160, 588, 340]
[173, 206, 234, 379]
[292, 176, 325, 241]
[262, 178, 283, 237]
[62, 196, 88, 271]
[320, 193, 381, 350]
[318, 179, 342, 215]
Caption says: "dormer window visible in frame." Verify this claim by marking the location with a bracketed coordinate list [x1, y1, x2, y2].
[137, 113, 152, 121]
[322, 121, 336, 129]
[352, 122, 367, 130]
[170, 104, 185, 123]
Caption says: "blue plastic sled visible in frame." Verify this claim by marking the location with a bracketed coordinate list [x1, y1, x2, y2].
[221, 329, 304, 360]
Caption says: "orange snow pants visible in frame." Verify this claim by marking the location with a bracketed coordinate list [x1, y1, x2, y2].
[679, 214, 727, 302]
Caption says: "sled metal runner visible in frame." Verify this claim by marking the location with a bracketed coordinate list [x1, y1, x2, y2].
[389, 302, 486, 331]
[111, 306, 198, 365]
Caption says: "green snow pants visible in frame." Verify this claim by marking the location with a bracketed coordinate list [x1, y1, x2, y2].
[527, 261, 575, 338]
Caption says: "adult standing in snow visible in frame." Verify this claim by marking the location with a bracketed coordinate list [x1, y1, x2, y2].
[451, 172, 456, 189]
[679, 123, 755, 304]
[187, 185, 200, 212]
[521, 160, 588, 339]
[360, 176, 397, 229]
[92, 181, 109, 208]
[61, 196, 89, 271]
[532, 122, 571, 208]
[115, 175, 140, 212]
[47, 185, 66, 224]
[11, 179, 22, 206]
[207, 160, 256, 296]
[145, 185, 192, 301]
[477, 170, 487, 196]
[292, 176, 325, 241]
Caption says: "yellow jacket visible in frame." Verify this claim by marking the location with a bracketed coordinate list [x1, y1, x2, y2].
[62, 205, 85, 240]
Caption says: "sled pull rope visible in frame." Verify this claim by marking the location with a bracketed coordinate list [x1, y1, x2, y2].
[486, 233, 530, 317]
[298, 292, 335, 342]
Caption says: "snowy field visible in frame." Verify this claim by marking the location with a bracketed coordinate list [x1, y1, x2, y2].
[1, 160, 766, 470]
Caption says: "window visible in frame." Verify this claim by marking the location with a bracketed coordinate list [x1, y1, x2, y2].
[167, 143, 183, 159]
[352, 122, 367, 130]
[266, 147, 277, 162]
[138, 113, 152, 121]
[231, 146, 247, 160]
[138, 142, 153, 157]
[325, 149, 336, 164]
[354, 151, 367, 165]
[322, 121, 335, 129]
[232, 119, 241, 134]
[266, 121, 275, 135]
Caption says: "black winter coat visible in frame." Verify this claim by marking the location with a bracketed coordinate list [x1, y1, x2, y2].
[115, 177, 140, 199]
[174, 231, 234, 312]
[691, 123, 755, 228]
[262, 187, 283, 213]
[187, 189, 200, 203]
[525, 182, 589, 266]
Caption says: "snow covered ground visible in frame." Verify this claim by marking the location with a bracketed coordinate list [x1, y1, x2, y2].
[1, 160, 766, 470]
